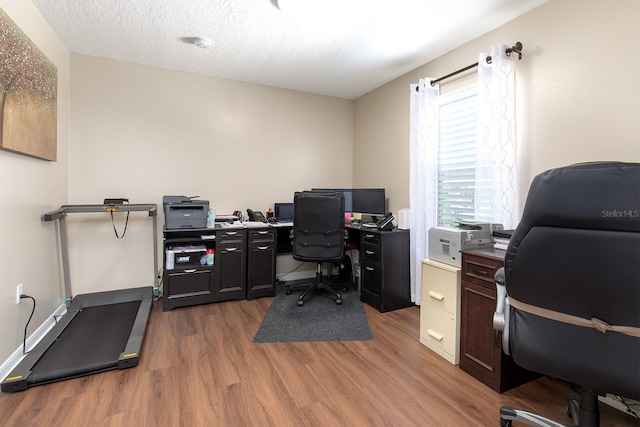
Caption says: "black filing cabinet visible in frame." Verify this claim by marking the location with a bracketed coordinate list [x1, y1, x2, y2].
[247, 228, 277, 300]
[358, 228, 412, 312]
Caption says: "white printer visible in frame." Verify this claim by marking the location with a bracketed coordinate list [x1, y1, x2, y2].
[428, 221, 503, 267]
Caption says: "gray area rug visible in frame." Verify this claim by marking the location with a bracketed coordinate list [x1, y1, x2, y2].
[253, 287, 373, 343]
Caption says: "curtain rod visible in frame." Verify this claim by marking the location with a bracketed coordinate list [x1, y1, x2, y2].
[417, 42, 523, 90]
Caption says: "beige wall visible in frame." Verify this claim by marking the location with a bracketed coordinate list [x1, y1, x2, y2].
[354, 0, 640, 216]
[67, 55, 354, 295]
[0, 1, 70, 363]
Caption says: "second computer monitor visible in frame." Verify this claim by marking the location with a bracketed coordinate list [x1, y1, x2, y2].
[310, 188, 385, 217]
[352, 188, 386, 217]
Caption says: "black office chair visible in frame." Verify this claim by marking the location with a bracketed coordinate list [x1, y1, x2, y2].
[286, 191, 345, 306]
[493, 162, 640, 426]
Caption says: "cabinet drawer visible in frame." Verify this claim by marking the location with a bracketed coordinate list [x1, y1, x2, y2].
[249, 229, 276, 244]
[420, 303, 458, 360]
[361, 231, 380, 246]
[361, 242, 380, 263]
[217, 241, 244, 253]
[462, 252, 502, 289]
[217, 230, 245, 243]
[167, 268, 212, 297]
[421, 260, 460, 314]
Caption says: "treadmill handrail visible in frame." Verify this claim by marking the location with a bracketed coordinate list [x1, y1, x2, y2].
[42, 203, 159, 305]
[44, 203, 157, 221]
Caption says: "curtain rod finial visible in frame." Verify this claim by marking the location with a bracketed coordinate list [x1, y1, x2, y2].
[508, 42, 523, 60]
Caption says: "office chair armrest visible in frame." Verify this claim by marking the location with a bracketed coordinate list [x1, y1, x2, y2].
[493, 267, 511, 355]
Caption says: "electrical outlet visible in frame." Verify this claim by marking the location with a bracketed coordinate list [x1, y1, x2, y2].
[16, 284, 23, 304]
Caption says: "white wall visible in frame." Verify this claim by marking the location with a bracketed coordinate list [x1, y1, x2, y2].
[0, 1, 70, 364]
[67, 55, 354, 294]
[354, 0, 640, 216]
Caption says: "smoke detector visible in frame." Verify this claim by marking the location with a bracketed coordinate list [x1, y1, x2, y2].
[193, 37, 212, 49]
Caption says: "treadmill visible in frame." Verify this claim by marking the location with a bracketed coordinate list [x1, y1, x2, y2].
[2, 203, 158, 393]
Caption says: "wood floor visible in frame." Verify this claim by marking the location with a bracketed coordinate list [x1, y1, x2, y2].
[1, 291, 637, 427]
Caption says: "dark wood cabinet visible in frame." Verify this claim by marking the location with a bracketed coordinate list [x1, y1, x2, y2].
[247, 228, 276, 300]
[460, 248, 538, 393]
[358, 228, 412, 313]
[162, 228, 217, 311]
[215, 229, 247, 301]
[163, 227, 250, 310]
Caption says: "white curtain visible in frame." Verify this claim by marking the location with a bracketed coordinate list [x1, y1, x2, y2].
[475, 44, 519, 228]
[408, 43, 520, 303]
[408, 79, 439, 304]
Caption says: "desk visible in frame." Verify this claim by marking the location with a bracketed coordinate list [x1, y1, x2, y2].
[460, 248, 539, 392]
[162, 221, 412, 313]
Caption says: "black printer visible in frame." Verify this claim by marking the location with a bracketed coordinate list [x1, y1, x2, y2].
[163, 195, 209, 229]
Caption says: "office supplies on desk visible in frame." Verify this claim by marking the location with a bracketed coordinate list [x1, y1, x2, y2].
[247, 208, 267, 223]
[376, 212, 395, 230]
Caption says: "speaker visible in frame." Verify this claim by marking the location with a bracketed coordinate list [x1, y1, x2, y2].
[398, 208, 410, 230]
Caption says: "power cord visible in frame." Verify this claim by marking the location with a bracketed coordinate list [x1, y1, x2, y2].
[19, 294, 36, 355]
[110, 211, 130, 239]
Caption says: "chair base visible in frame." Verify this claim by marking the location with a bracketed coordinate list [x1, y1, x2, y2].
[499, 390, 600, 427]
[286, 263, 342, 306]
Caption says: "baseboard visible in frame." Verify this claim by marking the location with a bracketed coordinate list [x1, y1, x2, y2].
[599, 394, 640, 419]
[0, 303, 67, 382]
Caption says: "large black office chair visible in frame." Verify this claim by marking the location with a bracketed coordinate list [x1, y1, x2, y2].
[286, 191, 345, 306]
[493, 162, 640, 426]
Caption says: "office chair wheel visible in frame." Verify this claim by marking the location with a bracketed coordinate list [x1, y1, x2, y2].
[336, 298, 342, 305]
[297, 300, 304, 306]
[286, 288, 292, 295]
[499, 419, 511, 427]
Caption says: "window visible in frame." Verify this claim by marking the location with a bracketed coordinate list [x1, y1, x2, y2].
[437, 85, 478, 226]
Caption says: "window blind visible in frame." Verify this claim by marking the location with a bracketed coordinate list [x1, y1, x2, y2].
[437, 86, 477, 227]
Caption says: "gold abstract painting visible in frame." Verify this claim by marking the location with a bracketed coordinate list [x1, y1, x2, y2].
[0, 8, 57, 161]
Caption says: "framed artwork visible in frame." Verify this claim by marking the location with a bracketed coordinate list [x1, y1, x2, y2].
[0, 7, 57, 161]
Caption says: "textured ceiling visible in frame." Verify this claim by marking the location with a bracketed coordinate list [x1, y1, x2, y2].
[32, 0, 547, 100]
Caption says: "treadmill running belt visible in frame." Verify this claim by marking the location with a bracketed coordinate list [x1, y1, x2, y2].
[28, 300, 141, 385]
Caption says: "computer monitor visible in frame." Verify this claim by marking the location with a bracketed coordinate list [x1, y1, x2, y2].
[352, 188, 386, 217]
[274, 202, 294, 221]
[310, 188, 353, 212]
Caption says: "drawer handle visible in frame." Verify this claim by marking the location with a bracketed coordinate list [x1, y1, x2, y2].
[226, 231, 238, 236]
[365, 250, 375, 255]
[258, 231, 268, 234]
[258, 246, 268, 250]
[428, 291, 444, 301]
[427, 329, 444, 341]
[365, 266, 375, 271]
[183, 269, 197, 273]
[365, 234, 375, 238]
[226, 247, 238, 252]
[472, 268, 489, 276]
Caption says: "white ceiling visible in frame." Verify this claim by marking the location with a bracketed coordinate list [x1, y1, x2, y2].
[32, 0, 547, 100]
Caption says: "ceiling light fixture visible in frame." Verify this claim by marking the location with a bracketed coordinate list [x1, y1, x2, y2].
[193, 37, 212, 49]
